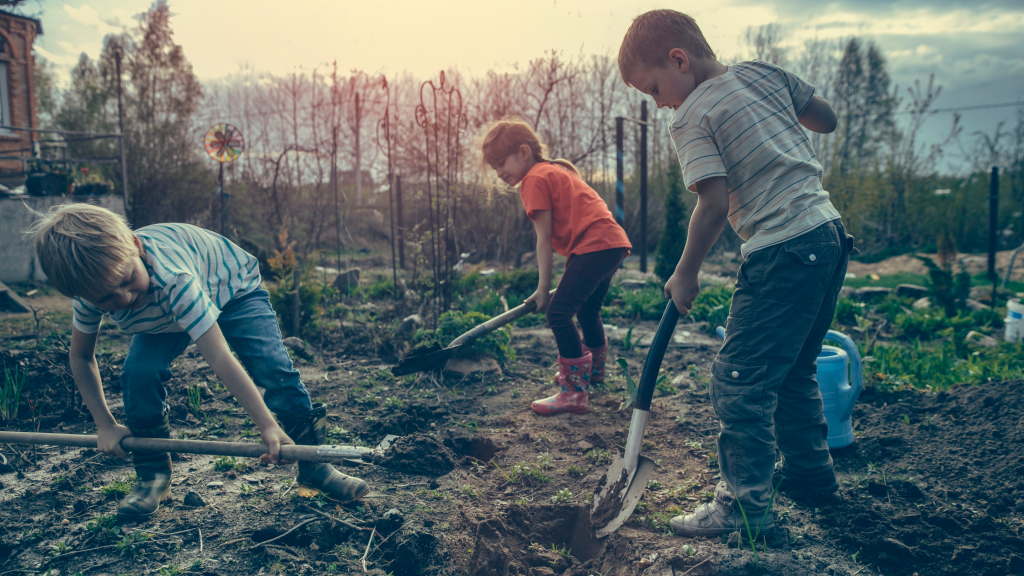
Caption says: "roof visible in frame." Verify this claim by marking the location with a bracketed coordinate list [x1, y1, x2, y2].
[0, 10, 43, 35]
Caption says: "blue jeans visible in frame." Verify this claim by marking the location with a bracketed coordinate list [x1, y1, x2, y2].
[120, 288, 312, 425]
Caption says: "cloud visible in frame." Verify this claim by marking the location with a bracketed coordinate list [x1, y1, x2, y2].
[33, 46, 80, 66]
[63, 4, 124, 35]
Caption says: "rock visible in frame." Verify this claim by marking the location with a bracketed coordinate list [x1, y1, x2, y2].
[397, 314, 424, 338]
[378, 508, 404, 533]
[404, 289, 421, 305]
[965, 298, 991, 312]
[198, 383, 214, 400]
[912, 297, 932, 310]
[671, 374, 687, 386]
[727, 531, 741, 548]
[61, 518, 69, 525]
[853, 286, 893, 301]
[282, 337, 314, 360]
[619, 279, 650, 291]
[964, 331, 999, 347]
[895, 283, 928, 299]
[183, 490, 206, 507]
[443, 356, 501, 379]
[576, 441, 594, 452]
[206, 481, 224, 488]
[331, 268, 361, 292]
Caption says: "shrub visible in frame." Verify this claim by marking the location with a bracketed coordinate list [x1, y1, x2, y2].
[415, 310, 516, 365]
[688, 284, 734, 333]
[655, 164, 687, 282]
[834, 297, 865, 325]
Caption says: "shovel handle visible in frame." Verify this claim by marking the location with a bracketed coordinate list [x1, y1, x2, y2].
[449, 289, 556, 347]
[636, 301, 680, 411]
[0, 431, 376, 462]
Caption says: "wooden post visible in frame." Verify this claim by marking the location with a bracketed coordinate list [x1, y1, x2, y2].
[640, 101, 648, 274]
[290, 268, 301, 337]
[396, 175, 405, 269]
[114, 49, 129, 218]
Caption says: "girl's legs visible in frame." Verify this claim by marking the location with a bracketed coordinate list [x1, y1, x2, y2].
[533, 248, 627, 415]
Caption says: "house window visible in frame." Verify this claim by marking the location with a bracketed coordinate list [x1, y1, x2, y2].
[0, 62, 11, 133]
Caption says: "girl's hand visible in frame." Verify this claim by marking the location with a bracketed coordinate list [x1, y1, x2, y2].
[525, 289, 551, 314]
[664, 273, 700, 316]
[96, 422, 132, 459]
[259, 424, 296, 465]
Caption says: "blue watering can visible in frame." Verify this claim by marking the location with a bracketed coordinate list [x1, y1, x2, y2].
[714, 327, 863, 449]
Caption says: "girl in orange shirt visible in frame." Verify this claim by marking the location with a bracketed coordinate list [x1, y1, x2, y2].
[483, 119, 631, 415]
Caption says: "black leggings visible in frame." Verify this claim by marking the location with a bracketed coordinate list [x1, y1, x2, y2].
[547, 247, 629, 358]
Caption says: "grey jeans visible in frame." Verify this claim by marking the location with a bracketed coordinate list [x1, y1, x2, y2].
[712, 219, 852, 513]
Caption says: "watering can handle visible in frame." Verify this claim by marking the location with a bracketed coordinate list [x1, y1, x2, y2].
[825, 330, 863, 421]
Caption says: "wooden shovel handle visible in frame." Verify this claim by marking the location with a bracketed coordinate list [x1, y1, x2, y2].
[0, 431, 376, 462]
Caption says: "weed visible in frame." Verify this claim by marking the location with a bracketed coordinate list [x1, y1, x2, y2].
[493, 459, 552, 486]
[733, 477, 782, 567]
[616, 358, 639, 410]
[186, 382, 203, 417]
[681, 544, 698, 557]
[698, 490, 714, 503]
[834, 297, 866, 325]
[239, 483, 254, 496]
[511, 388, 521, 398]
[585, 448, 612, 465]
[654, 373, 677, 396]
[688, 285, 735, 334]
[461, 484, 480, 499]
[157, 565, 183, 576]
[50, 541, 71, 556]
[514, 496, 532, 505]
[635, 500, 649, 512]
[622, 325, 648, 351]
[902, 414, 911, 425]
[536, 452, 554, 469]
[685, 440, 702, 450]
[214, 455, 246, 472]
[551, 488, 573, 504]
[1, 364, 27, 421]
[647, 479, 663, 490]
[86, 514, 121, 542]
[567, 464, 586, 478]
[116, 530, 152, 558]
[101, 478, 133, 498]
[384, 396, 402, 409]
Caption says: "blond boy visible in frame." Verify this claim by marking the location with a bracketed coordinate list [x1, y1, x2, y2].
[30, 204, 367, 519]
[619, 10, 851, 537]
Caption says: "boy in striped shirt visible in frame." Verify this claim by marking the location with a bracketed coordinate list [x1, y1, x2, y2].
[619, 10, 853, 537]
[30, 203, 368, 519]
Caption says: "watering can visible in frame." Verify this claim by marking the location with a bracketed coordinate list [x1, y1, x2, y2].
[714, 327, 863, 449]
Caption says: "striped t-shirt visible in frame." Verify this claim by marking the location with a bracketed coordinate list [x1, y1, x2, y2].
[73, 223, 262, 342]
[670, 60, 841, 258]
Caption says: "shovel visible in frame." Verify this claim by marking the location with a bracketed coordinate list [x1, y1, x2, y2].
[390, 289, 555, 377]
[0, 431, 399, 464]
[591, 300, 679, 537]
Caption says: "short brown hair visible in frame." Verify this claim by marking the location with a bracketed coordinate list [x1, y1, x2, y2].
[26, 203, 138, 298]
[618, 10, 716, 83]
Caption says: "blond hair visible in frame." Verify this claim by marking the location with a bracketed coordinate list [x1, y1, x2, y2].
[618, 10, 716, 84]
[481, 118, 579, 178]
[26, 203, 138, 298]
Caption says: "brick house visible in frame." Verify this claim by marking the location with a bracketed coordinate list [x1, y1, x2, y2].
[0, 11, 41, 180]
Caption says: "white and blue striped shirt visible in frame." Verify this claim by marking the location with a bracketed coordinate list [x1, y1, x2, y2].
[73, 224, 262, 342]
[669, 60, 841, 258]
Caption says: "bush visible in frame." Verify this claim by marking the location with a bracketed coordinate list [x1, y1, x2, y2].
[688, 284, 734, 333]
[415, 310, 517, 365]
[655, 164, 687, 282]
[834, 297, 865, 325]
[617, 281, 667, 320]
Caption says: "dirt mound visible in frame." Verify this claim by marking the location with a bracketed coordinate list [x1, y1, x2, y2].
[378, 434, 457, 477]
[816, 380, 1024, 576]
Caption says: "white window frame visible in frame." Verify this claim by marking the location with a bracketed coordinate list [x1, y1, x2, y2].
[0, 62, 12, 135]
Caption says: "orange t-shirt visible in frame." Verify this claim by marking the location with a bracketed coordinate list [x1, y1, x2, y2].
[519, 162, 632, 257]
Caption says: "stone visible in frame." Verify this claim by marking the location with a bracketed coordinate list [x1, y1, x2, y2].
[964, 331, 999, 347]
[619, 279, 650, 291]
[912, 297, 932, 310]
[443, 356, 502, 379]
[853, 286, 893, 301]
[183, 490, 206, 507]
[331, 268, 361, 292]
[576, 441, 594, 452]
[964, 298, 991, 312]
[206, 481, 224, 488]
[397, 314, 424, 338]
[727, 531, 741, 548]
[378, 508, 404, 533]
[895, 284, 928, 299]
[282, 337, 314, 360]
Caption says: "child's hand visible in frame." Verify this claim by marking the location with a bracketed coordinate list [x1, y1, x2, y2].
[259, 424, 296, 465]
[525, 289, 551, 314]
[96, 422, 132, 459]
[664, 273, 700, 316]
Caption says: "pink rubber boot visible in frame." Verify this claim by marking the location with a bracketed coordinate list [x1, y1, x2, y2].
[583, 338, 609, 386]
[531, 353, 592, 415]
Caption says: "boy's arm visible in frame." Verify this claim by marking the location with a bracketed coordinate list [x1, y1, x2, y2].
[525, 210, 553, 313]
[798, 95, 838, 134]
[194, 323, 293, 464]
[664, 176, 730, 315]
[70, 326, 132, 459]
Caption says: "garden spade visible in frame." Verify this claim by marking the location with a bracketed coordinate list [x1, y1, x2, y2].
[591, 300, 679, 538]
[390, 289, 555, 376]
[0, 431, 399, 465]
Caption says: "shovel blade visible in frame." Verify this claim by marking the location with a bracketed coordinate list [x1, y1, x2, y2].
[389, 342, 460, 376]
[590, 453, 657, 538]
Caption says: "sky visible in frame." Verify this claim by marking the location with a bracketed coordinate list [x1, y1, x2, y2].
[24, 0, 1024, 173]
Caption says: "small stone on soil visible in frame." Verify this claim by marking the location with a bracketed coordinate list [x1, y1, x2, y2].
[184, 490, 207, 507]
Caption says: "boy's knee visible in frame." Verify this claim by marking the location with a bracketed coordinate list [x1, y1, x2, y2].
[709, 358, 773, 423]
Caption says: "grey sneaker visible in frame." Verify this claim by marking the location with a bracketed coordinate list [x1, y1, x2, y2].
[670, 483, 774, 538]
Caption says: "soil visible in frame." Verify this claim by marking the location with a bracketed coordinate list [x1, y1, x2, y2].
[2, 276, 1023, 575]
